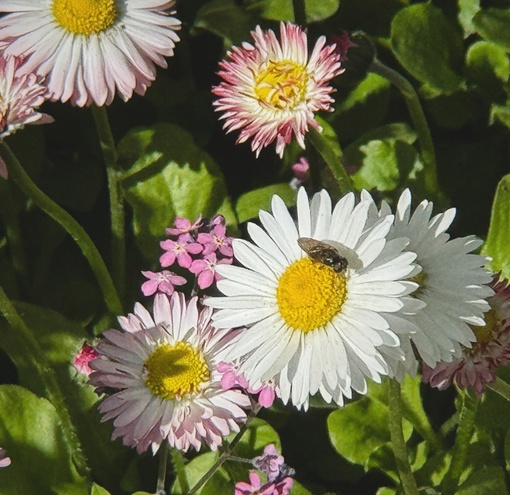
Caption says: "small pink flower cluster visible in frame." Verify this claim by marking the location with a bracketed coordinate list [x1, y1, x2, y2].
[217, 361, 276, 408]
[235, 444, 294, 495]
[73, 344, 100, 377]
[141, 214, 234, 296]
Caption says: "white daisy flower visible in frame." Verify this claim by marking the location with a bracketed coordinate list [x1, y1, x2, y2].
[364, 189, 493, 372]
[205, 188, 419, 409]
[89, 292, 250, 454]
[0, 0, 181, 106]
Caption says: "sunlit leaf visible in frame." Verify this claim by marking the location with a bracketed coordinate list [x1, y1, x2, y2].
[0, 385, 89, 495]
[119, 123, 236, 260]
[391, 3, 464, 92]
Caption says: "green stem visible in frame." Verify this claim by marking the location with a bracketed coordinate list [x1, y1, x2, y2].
[156, 441, 169, 494]
[369, 59, 439, 197]
[0, 182, 28, 280]
[307, 127, 356, 194]
[91, 105, 126, 303]
[188, 404, 262, 495]
[487, 377, 510, 401]
[1, 141, 122, 317]
[170, 447, 190, 495]
[0, 285, 89, 476]
[388, 379, 420, 495]
[441, 391, 479, 495]
[292, 0, 307, 26]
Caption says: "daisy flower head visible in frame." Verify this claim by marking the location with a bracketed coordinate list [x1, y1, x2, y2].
[206, 188, 419, 410]
[0, 0, 181, 107]
[364, 189, 493, 371]
[89, 292, 250, 454]
[422, 275, 510, 396]
[0, 54, 53, 178]
[212, 22, 343, 158]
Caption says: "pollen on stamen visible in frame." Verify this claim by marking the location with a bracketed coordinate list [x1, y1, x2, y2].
[52, 0, 118, 36]
[144, 342, 210, 400]
[276, 258, 347, 333]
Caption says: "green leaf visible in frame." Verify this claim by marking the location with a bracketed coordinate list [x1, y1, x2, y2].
[91, 484, 112, 495]
[351, 139, 421, 192]
[119, 123, 236, 260]
[260, 0, 339, 23]
[236, 184, 296, 223]
[171, 451, 231, 495]
[391, 3, 464, 93]
[491, 104, 510, 129]
[457, 467, 507, 494]
[0, 302, 132, 492]
[193, 0, 253, 46]
[473, 8, 510, 53]
[481, 174, 510, 280]
[291, 480, 313, 495]
[333, 73, 390, 142]
[466, 41, 510, 95]
[0, 385, 89, 495]
[458, 0, 481, 38]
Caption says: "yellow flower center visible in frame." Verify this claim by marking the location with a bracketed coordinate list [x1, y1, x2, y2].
[143, 342, 210, 401]
[410, 270, 427, 298]
[276, 258, 347, 333]
[472, 308, 498, 344]
[52, 0, 117, 36]
[254, 60, 308, 110]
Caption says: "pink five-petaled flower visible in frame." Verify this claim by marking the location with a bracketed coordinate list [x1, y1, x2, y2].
[141, 270, 187, 297]
[422, 276, 510, 396]
[253, 444, 285, 482]
[0, 448, 11, 468]
[189, 253, 233, 290]
[0, 1, 181, 107]
[166, 215, 203, 237]
[160, 238, 203, 269]
[197, 222, 234, 257]
[0, 54, 53, 179]
[235, 471, 293, 495]
[213, 22, 343, 158]
[73, 344, 100, 377]
[217, 361, 276, 408]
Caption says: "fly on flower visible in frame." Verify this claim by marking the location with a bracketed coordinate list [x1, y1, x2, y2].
[298, 237, 348, 273]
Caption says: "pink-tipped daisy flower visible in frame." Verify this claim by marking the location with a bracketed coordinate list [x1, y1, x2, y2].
[89, 292, 250, 454]
[213, 22, 342, 157]
[422, 276, 510, 396]
[0, 0, 181, 107]
[73, 343, 100, 377]
[0, 54, 53, 178]
[0, 448, 11, 468]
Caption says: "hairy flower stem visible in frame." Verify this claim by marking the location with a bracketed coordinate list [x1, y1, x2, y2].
[369, 59, 439, 199]
[170, 447, 190, 494]
[307, 127, 356, 194]
[91, 105, 126, 303]
[0, 182, 28, 280]
[487, 377, 510, 401]
[441, 391, 478, 495]
[188, 403, 262, 495]
[1, 141, 122, 317]
[0, 285, 89, 477]
[388, 379, 420, 495]
[156, 441, 169, 494]
[292, 0, 307, 26]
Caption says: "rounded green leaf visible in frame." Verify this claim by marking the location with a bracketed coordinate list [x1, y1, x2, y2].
[391, 4, 464, 92]
[260, 0, 339, 23]
[482, 174, 510, 280]
[236, 184, 296, 223]
[0, 385, 89, 495]
[118, 123, 236, 260]
[466, 41, 510, 94]
[473, 8, 510, 52]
